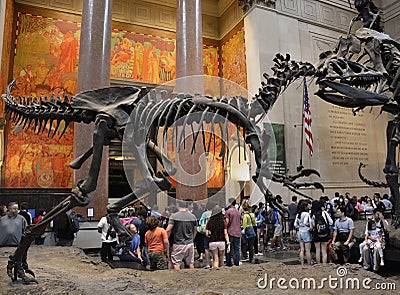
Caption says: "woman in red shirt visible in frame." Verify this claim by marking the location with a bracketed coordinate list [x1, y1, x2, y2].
[145, 216, 169, 270]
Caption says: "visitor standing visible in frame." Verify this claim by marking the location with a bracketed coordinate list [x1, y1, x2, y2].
[54, 210, 76, 246]
[198, 202, 215, 268]
[18, 202, 32, 225]
[97, 215, 118, 262]
[288, 196, 298, 241]
[294, 200, 313, 265]
[145, 216, 169, 270]
[225, 198, 242, 266]
[0, 202, 27, 247]
[206, 207, 230, 268]
[311, 201, 333, 264]
[166, 200, 197, 270]
[241, 203, 256, 263]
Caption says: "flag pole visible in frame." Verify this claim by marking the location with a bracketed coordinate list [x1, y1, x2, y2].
[297, 78, 306, 172]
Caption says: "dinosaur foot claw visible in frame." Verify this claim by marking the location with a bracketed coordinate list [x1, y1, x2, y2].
[383, 164, 398, 174]
[7, 258, 38, 284]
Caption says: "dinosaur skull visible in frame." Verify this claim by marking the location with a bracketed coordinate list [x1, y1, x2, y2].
[316, 57, 389, 107]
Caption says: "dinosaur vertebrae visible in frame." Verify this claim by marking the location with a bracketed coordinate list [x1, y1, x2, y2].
[257, 53, 317, 111]
[3, 84, 95, 138]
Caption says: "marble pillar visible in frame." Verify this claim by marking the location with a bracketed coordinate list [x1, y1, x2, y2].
[74, 0, 112, 219]
[175, 0, 207, 202]
[176, 0, 203, 84]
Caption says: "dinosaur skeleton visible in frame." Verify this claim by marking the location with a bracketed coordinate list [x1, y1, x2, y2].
[3, 0, 399, 284]
[2, 53, 322, 283]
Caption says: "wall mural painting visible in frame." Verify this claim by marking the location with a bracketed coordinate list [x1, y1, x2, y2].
[221, 27, 247, 97]
[5, 13, 221, 189]
[5, 13, 79, 188]
[110, 31, 176, 84]
[110, 30, 219, 84]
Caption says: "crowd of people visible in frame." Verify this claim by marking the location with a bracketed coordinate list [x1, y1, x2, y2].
[0, 191, 394, 272]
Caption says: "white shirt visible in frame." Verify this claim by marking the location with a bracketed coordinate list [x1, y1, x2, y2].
[97, 216, 117, 243]
[381, 199, 392, 210]
[294, 212, 313, 232]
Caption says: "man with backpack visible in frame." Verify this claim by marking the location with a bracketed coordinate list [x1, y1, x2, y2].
[54, 209, 79, 246]
[267, 204, 284, 252]
[97, 214, 118, 262]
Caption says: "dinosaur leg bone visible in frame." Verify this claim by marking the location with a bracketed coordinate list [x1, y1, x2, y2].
[78, 114, 115, 194]
[69, 146, 93, 169]
[7, 193, 89, 284]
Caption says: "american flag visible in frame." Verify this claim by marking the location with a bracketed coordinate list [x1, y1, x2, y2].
[303, 78, 313, 156]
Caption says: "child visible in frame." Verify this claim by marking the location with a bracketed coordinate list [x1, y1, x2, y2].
[358, 219, 384, 266]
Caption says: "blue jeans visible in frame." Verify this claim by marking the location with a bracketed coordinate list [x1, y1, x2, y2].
[226, 235, 241, 266]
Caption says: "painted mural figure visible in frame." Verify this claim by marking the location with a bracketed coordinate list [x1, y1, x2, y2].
[19, 64, 34, 96]
[33, 60, 50, 88]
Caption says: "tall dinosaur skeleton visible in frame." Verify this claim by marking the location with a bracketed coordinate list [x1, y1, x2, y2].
[2, 0, 399, 284]
[2, 55, 322, 283]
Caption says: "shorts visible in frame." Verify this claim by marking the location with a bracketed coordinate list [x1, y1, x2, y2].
[171, 243, 195, 266]
[288, 219, 295, 231]
[298, 230, 312, 243]
[273, 225, 282, 237]
[148, 252, 167, 270]
[209, 241, 226, 251]
[204, 236, 210, 249]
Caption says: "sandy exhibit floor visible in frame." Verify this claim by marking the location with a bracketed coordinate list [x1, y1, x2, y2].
[0, 246, 398, 295]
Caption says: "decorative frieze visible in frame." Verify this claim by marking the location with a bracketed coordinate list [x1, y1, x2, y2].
[276, 0, 356, 33]
[238, 0, 276, 13]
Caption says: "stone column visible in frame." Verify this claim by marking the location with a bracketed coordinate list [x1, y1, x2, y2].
[175, 0, 207, 201]
[176, 0, 203, 84]
[74, 0, 112, 219]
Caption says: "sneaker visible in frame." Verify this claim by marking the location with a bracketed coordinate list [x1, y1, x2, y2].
[358, 257, 363, 263]
[238, 261, 243, 266]
[240, 258, 250, 262]
[255, 252, 263, 256]
[311, 260, 317, 266]
[204, 265, 211, 269]
[380, 260, 385, 266]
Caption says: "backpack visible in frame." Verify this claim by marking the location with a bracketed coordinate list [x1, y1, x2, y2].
[313, 213, 329, 239]
[266, 209, 276, 224]
[197, 213, 210, 234]
[66, 210, 80, 233]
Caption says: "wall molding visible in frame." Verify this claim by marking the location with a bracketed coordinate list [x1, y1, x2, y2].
[275, 0, 356, 33]
[15, 0, 221, 39]
[16, 0, 397, 40]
